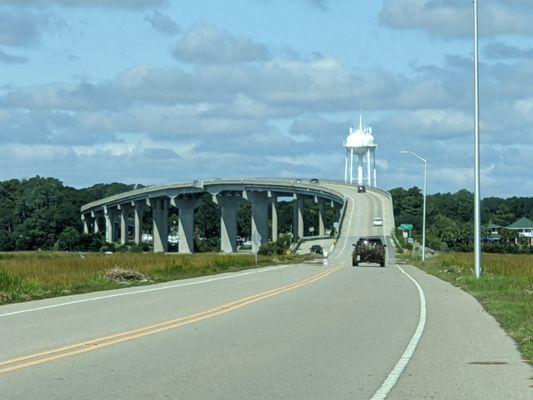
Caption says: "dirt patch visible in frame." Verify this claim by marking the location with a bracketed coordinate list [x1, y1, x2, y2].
[105, 268, 152, 284]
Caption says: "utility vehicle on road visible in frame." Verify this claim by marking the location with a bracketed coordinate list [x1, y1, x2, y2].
[352, 237, 386, 267]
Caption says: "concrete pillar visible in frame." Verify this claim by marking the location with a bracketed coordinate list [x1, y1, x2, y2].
[293, 194, 304, 239]
[91, 211, 100, 234]
[81, 214, 89, 235]
[318, 199, 326, 236]
[152, 198, 169, 253]
[245, 191, 269, 245]
[271, 195, 278, 242]
[134, 202, 144, 245]
[172, 197, 202, 254]
[104, 207, 113, 243]
[215, 193, 243, 253]
[119, 205, 130, 245]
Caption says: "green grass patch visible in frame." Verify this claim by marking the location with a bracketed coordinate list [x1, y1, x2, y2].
[411, 252, 533, 365]
[0, 251, 310, 305]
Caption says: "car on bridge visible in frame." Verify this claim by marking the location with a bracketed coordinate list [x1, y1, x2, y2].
[352, 237, 386, 267]
[310, 244, 323, 255]
[373, 217, 383, 226]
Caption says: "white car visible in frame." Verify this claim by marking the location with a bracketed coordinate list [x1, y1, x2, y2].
[373, 217, 383, 226]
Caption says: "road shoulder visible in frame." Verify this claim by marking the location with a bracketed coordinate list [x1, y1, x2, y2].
[389, 264, 532, 400]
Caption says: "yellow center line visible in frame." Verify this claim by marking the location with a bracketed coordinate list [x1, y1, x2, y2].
[0, 264, 345, 376]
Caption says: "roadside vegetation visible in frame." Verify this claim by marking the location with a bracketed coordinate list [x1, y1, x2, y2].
[410, 252, 533, 365]
[391, 187, 532, 253]
[0, 252, 310, 305]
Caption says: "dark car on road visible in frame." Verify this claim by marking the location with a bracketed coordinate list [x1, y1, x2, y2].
[310, 245, 323, 254]
[352, 237, 386, 267]
[357, 185, 366, 193]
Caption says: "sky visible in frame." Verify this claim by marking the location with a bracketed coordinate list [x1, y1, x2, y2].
[0, 0, 532, 197]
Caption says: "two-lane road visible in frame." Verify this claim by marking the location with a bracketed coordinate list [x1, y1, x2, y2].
[1, 185, 530, 399]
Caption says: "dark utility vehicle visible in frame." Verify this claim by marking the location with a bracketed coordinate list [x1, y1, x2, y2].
[357, 185, 366, 193]
[352, 237, 386, 267]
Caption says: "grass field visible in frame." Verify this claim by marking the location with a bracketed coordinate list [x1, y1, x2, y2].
[414, 252, 533, 365]
[0, 252, 310, 305]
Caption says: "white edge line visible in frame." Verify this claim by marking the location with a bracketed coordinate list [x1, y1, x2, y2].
[0, 264, 294, 318]
[370, 265, 427, 400]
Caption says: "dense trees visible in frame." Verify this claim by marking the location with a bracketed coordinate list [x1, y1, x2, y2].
[0, 177, 136, 251]
[390, 187, 533, 252]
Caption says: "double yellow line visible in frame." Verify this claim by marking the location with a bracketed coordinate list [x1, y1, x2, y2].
[0, 264, 345, 376]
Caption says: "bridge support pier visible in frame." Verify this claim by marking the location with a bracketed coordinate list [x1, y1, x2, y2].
[134, 202, 144, 245]
[104, 206, 118, 243]
[119, 205, 131, 245]
[271, 195, 278, 242]
[81, 214, 90, 235]
[152, 198, 169, 253]
[293, 194, 304, 239]
[318, 198, 326, 236]
[246, 191, 269, 245]
[215, 193, 243, 253]
[172, 197, 202, 254]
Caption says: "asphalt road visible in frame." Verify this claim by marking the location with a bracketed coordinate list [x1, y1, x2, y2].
[0, 186, 531, 399]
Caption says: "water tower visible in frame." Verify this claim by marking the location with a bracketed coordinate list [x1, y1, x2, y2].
[343, 115, 377, 187]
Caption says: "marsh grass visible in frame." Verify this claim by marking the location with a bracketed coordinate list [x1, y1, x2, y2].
[0, 252, 307, 304]
[414, 252, 533, 365]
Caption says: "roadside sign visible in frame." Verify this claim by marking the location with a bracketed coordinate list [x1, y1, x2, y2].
[408, 237, 414, 244]
[400, 224, 413, 230]
[402, 231, 408, 239]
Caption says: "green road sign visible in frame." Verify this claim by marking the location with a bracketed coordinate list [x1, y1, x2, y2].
[400, 224, 413, 230]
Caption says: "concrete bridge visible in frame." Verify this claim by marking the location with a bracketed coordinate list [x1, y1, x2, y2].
[80, 179, 352, 253]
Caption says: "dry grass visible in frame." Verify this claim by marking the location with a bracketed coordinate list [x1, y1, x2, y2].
[0, 252, 306, 304]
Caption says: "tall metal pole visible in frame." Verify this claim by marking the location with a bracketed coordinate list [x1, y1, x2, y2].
[422, 159, 427, 261]
[473, 0, 482, 278]
[400, 150, 427, 261]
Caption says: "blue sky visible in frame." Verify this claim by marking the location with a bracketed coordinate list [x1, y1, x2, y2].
[0, 0, 532, 197]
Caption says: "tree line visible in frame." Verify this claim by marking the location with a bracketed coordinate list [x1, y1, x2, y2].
[390, 187, 533, 253]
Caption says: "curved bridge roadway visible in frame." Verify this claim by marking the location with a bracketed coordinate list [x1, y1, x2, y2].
[0, 183, 530, 399]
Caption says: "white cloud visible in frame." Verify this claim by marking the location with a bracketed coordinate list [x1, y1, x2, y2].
[379, 0, 533, 38]
[173, 23, 270, 64]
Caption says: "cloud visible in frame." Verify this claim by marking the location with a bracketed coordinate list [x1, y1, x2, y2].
[0, 0, 165, 9]
[485, 42, 533, 59]
[379, 0, 533, 38]
[143, 11, 180, 35]
[0, 49, 26, 63]
[0, 10, 51, 47]
[173, 23, 270, 64]
[258, 0, 335, 11]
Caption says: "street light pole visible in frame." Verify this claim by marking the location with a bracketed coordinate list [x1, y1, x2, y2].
[400, 150, 427, 261]
[473, 0, 482, 278]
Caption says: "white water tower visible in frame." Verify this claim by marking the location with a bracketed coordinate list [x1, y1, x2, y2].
[343, 115, 377, 187]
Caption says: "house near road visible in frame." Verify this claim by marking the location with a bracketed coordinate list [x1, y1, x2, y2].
[507, 217, 533, 245]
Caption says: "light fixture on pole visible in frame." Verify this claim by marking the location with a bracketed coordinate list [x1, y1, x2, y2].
[473, 0, 482, 278]
[400, 150, 427, 261]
